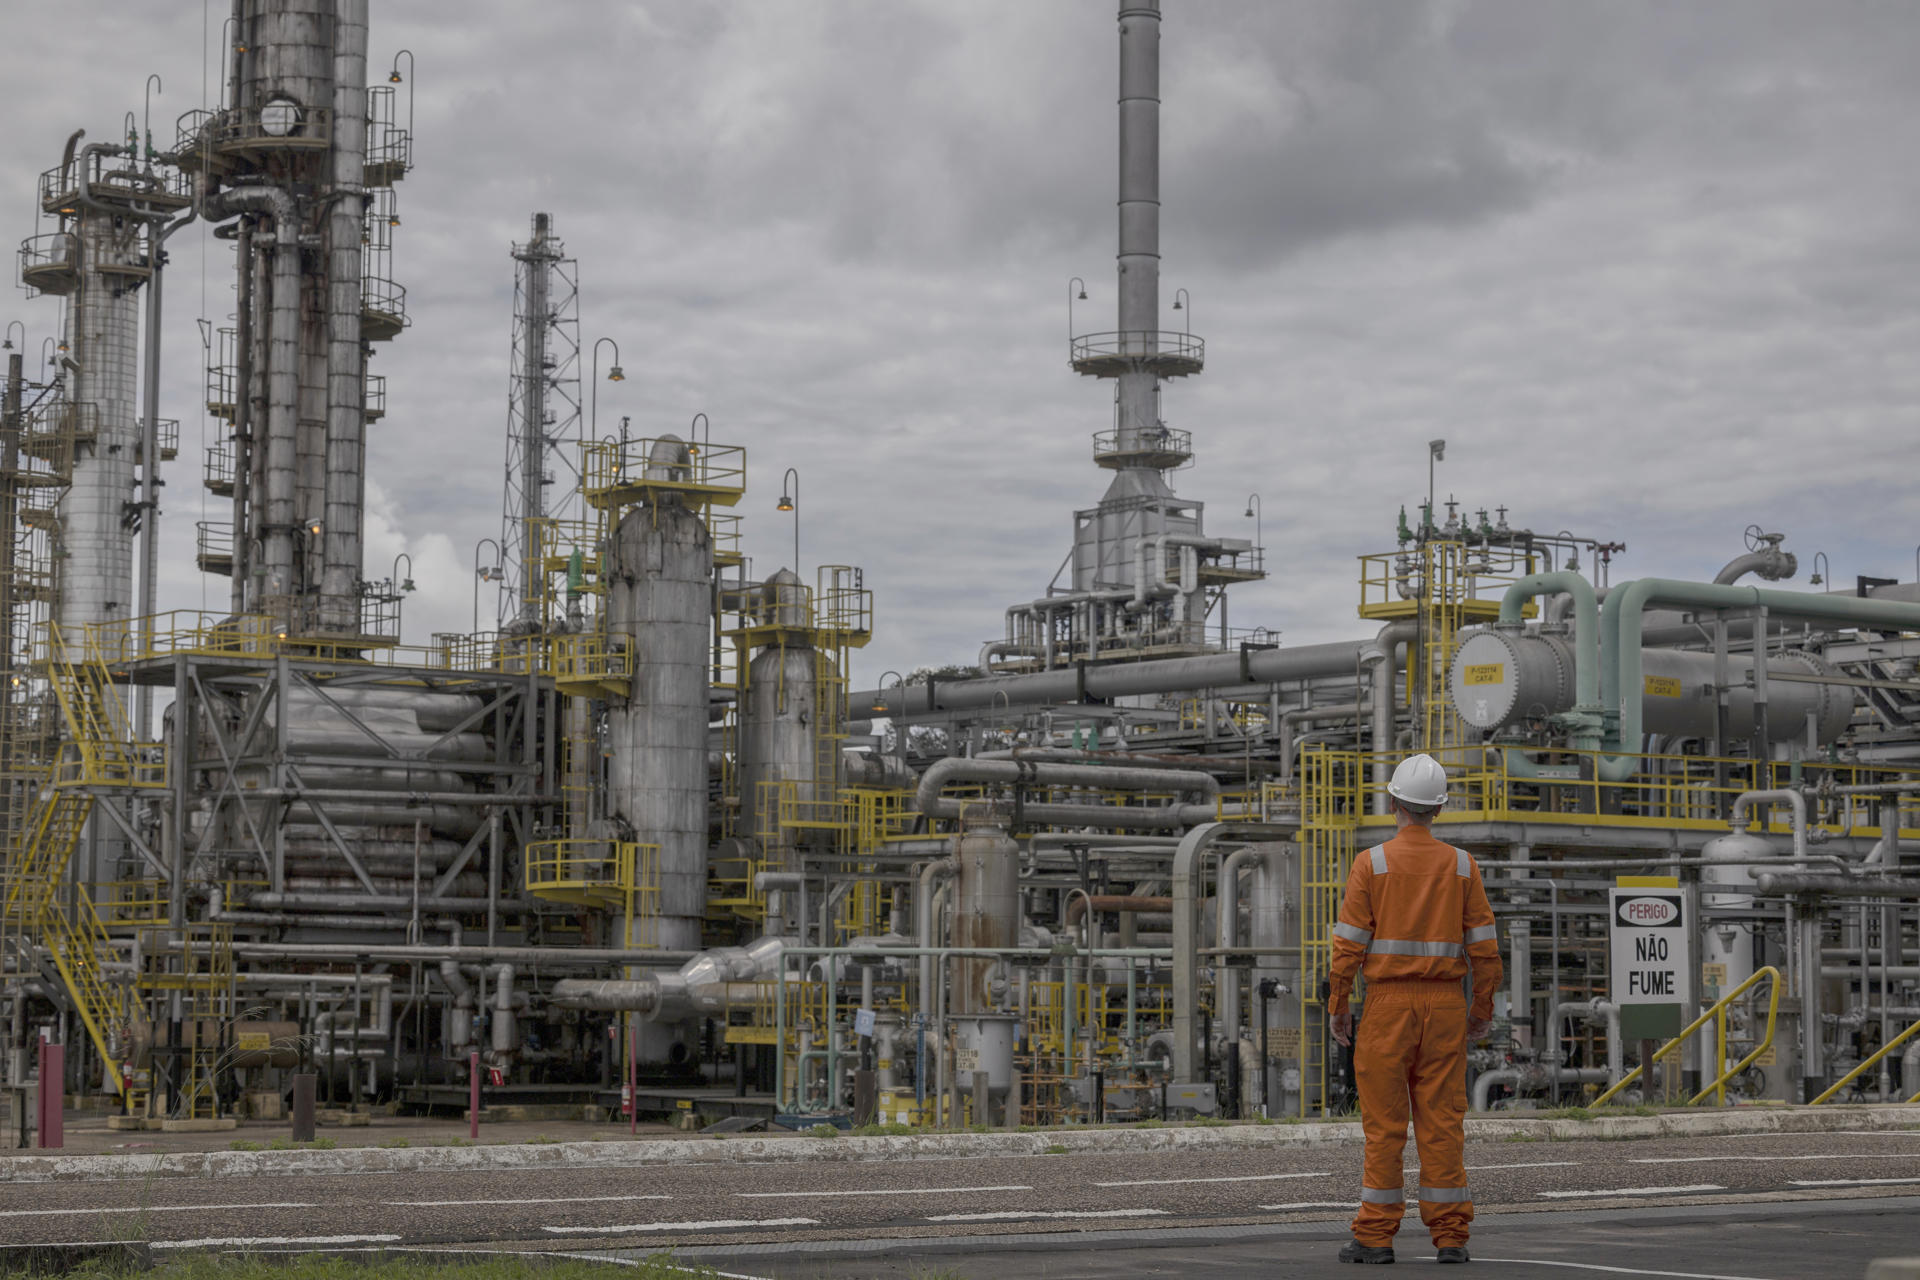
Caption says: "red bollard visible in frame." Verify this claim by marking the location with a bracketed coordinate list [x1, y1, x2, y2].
[36, 1038, 63, 1150]
[627, 1024, 638, 1136]
[469, 1049, 480, 1140]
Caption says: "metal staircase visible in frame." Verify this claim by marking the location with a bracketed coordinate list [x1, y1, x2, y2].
[0, 626, 163, 1095]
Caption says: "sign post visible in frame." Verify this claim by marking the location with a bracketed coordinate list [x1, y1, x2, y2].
[1610, 876, 1691, 1099]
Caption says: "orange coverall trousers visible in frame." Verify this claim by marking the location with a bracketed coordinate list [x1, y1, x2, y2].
[1350, 978, 1473, 1248]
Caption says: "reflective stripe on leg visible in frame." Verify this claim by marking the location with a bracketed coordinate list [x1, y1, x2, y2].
[1419, 1186, 1471, 1202]
[1360, 1186, 1406, 1204]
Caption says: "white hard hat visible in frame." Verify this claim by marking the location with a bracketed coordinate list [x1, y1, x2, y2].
[1387, 753, 1448, 808]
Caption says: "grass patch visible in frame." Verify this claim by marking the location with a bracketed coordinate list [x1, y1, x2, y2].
[849, 1122, 915, 1137]
[906, 1267, 968, 1280]
[1044, 1143, 1070, 1154]
[266, 1137, 295, 1151]
[64, 1253, 716, 1279]
[378, 1137, 410, 1148]
[806, 1123, 841, 1138]
[227, 1139, 262, 1151]
[1192, 1115, 1230, 1127]
[1503, 1132, 1541, 1143]
[525, 1133, 561, 1144]
[444, 1135, 476, 1147]
[1133, 1118, 1165, 1129]
[309, 1136, 338, 1149]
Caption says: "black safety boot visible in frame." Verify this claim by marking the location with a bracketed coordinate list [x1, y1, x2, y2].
[1338, 1239, 1396, 1264]
[1436, 1245, 1470, 1264]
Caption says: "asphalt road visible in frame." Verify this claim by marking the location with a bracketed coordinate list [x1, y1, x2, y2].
[7, 1129, 1920, 1278]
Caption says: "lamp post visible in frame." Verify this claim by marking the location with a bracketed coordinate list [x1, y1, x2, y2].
[591, 337, 624, 440]
[1243, 493, 1261, 561]
[389, 49, 415, 139]
[1173, 287, 1189, 337]
[2, 322, 22, 352]
[777, 467, 799, 573]
[1810, 552, 1830, 588]
[1067, 277, 1087, 347]
[1426, 438, 1446, 533]
[688, 412, 709, 460]
[473, 537, 501, 633]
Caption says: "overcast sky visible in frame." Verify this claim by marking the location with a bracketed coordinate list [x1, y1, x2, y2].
[3, 2, 1916, 686]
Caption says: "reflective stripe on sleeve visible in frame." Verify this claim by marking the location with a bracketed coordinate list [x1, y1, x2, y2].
[1369, 939, 1465, 958]
[1360, 1186, 1405, 1204]
[1420, 1186, 1472, 1203]
[1464, 925, 1497, 945]
[1333, 921, 1373, 946]
[1370, 846, 1388, 875]
[1454, 847, 1472, 877]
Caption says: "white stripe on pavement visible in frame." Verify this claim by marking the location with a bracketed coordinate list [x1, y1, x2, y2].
[1466, 1161, 1579, 1171]
[1094, 1172, 1332, 1187]
[924, 1208, 1169, 1222]
[0, 1202, 316, 1218]
[1633, 1153, 1920, 1165]
[543, 1218, 818, 1235]
[387, 1195, 673, 1207]
[1536, 1185, 1725, 1199]
[155, 1235, 401, 1250]
[736, 1184, 1030, 1198]
[1258, 1201, 1354, 1210]
[1787, 1176, 1920, 1187]
[1468, 1260, 1781, 1279]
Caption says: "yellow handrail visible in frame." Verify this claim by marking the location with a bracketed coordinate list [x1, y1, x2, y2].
[1592, 965, 1782, 1108]
[1812, 1015, 1920, 1105]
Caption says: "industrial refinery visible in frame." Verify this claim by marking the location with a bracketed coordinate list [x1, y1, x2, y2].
[2, 0, 1917, 1146]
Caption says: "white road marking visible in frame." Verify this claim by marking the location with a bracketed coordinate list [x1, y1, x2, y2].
[1467, 1260, 1779, 1279]
[1467, 1161, 1579, 1170]
[1787, 1176, 1920, 1187]
[536, 1255, 774, 1280]
[736, 1184, 1030, 1199]
[1258, 1201, 1354, 1210]
[1536, 1184, 1725, 1199]
[1093, 1171, 1332, 1187]
[1726, 1129, 1920, 1138]
[387, 1194, 673, 1207]
[155, 1234, 401, 1250]
[924, 1208, 1169, 1222]
[543, 1218, 818, 1235]
[1633, 1153, 1920, 1165]
[0, 1202, 316, 1219]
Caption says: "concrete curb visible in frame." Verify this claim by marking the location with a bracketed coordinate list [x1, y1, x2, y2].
[2, 1104, 1915, 1184]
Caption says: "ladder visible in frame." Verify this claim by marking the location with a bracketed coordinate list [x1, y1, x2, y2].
[1297, 745, 1358, 1116]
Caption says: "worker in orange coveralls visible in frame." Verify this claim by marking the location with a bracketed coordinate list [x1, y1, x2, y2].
[1329, 753, 1502, 1265]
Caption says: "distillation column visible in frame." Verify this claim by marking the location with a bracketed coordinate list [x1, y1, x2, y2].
[740, 568, 821, 935]
[319, 0, 369, 631]
[604, 439, 712, 957]
[57, 193, 147, 644]
[1114, 0, 1160, 458]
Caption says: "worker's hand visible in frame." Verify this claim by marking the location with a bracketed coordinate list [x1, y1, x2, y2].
[1466, 1015, 1493, 1042]
[1331, 1009, 1354, 1048]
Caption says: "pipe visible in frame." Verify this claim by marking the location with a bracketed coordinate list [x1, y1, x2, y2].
[755, 871, 807, 942]
[1214, 847, 1266, 1048]
[490, 963, 517, 1058]
[1602, 580, 1920, 777]
[915, 758, 1219, 830]
[1472, 1065, 1612, 1112]
[1731, 790, 1809, 869]
[916, 856, 958, 1034]
[1715, 547, 1797, 585]
[548, 937, 786, 1021]
[1553, 998, 1624, 1085]
[855, 638, 1370, 720]
[1278, 703, 1363, 783]
[1362, 621, 1416, 814]
[1498, 571, 1603, 749]
[209, 185, 302, 611]
[1763, 877, 1920, 898]
[1066, 894, 1173, 926]
[440, 960, 473, 1055]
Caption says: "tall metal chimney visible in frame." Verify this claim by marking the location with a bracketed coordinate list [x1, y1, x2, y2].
[1115, 1, 1161, 456]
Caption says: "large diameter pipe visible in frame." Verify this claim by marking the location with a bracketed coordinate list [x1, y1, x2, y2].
[855, 639, 1367, 720]
[915, 757, 1218, 820]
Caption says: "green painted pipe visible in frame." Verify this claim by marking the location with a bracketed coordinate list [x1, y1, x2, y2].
[1498, 572, 1601, 713]
[1601, 580, 1920, 781]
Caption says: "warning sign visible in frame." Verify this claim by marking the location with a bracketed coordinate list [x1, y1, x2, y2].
[1265, 1027, 1301, 1059]
[1610, 878, 1691, 1038]
[1644, 675, 1684, 698]
[1463, 664, 1505, 686]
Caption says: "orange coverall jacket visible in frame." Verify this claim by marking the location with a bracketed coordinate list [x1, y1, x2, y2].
[1328, 825, 1502, 1020]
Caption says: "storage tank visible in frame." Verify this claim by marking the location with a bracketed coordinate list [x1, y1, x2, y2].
[950, 820, 1018, 1014]
[604, 439, 712, 954]
[1450, 630, 1853, 743]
